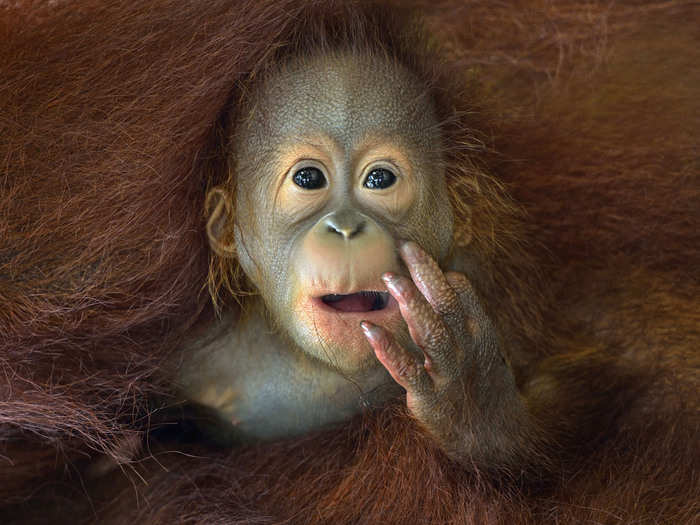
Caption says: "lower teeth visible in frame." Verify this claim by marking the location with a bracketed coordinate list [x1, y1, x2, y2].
[321, 291, 388, 310]
[367, 291, 387, 310]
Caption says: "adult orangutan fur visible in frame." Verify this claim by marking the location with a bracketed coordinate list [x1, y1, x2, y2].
[1, 1, 698, 523]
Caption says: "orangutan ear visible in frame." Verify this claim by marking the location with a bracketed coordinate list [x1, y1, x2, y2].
[205, 187, 236, 257]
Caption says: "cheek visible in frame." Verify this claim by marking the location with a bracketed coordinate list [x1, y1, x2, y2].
[235, 219, 314, 320]
[233, 222, 286, 300]
[395, 197, 454, 260]
[433, 196, 455, 259]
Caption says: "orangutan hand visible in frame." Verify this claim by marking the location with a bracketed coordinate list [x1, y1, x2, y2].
[361, 241, 511, 462]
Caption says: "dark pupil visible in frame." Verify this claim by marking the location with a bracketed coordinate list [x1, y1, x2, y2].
[293, 167, 325, 189]
[364, 168, 396, 189]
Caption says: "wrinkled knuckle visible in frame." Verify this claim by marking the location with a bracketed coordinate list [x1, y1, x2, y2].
[419, 256, 442, 276]
[425, 319, 449, 344]
[434, 291, 461, 316]
[396, 359, 419, 380]
[446, 272, 473, 294]
[411, 303, 434, 327]
[402, 284, 420, 304]
[374, 331, 393, 354]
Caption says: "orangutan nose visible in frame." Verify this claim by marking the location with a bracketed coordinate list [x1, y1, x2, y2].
[324, 210, 366, 240]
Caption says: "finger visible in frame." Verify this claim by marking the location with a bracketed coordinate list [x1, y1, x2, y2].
[445, 272, 498, 365]
[399, 241, 465, 329]
[443, 272, 479, 341]
[381, 272, 456, 380]
[444, 271, 486, 327]
[360, 321, 432, 396]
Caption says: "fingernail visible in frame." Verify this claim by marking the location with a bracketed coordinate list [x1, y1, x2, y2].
[383, 276, 404, 296]
[360, 321, 375, 336]
[400, 241, 420, 260]
[360, 322, 382, 342]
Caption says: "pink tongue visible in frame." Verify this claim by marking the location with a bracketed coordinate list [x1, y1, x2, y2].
[330, 293, 374, 312]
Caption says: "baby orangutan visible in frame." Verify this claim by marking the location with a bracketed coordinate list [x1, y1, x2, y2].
[3, 2, 696, 523]
[178, 52, 538, 469]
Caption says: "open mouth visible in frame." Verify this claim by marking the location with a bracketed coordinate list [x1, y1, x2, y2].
[321, 291, 390, 313]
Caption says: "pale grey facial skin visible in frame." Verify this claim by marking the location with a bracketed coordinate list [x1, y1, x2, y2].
[178, 52, 460, 441]
[232, 52, 454, 373]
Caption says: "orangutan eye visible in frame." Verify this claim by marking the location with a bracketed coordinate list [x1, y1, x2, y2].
[363, 167, 396, 189]
[293, 167, 326, 190]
